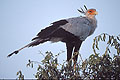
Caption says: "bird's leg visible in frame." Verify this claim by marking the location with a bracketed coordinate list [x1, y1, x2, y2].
[66, 42, 74, 66]
[73, 52, 79, 69]
[73, 40, 82, 69]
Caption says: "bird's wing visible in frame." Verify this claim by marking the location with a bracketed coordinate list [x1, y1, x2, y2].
[61, 17, 92, 41]
[32, 20, 68, 41]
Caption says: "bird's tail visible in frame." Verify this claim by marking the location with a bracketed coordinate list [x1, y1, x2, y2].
[7, 38, 49, 57]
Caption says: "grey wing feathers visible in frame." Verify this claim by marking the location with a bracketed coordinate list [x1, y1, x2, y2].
[61, 17, 92, 40]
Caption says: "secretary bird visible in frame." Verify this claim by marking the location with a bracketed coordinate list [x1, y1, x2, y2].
[8, 5, 98, 66]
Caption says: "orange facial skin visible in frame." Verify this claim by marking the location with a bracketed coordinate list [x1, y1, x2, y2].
[87, 9, 98, 15]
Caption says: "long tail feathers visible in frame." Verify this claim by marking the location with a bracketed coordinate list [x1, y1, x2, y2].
[7, 43, 30, 57]
[7, 38, 49, 57]
[7, 51, 19, 57]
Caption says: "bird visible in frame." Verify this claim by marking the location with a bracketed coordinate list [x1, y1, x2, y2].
[8, 5, 98, 65]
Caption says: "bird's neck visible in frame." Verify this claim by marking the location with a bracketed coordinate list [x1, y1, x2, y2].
[86, 14, 96, 20]
[86, 15, 97, 25]
[85, 15, 97, 36]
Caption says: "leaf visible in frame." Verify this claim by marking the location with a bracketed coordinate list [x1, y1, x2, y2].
[107, 36, 111, 44]
[37, 65, 41, 71]
[98, 35, 101, 41]
[117, 36, 120, 41]
[92, 42, 95, 49]
[103, 34, 106, 41]
[16, 71, 20, 75]
[96, 44, 99, 50]
[93, 49, 97, 54]
[111, 36, 114, 40]
[107, 48, 111, 53]
[82, 60, 87, 70]
[95, 40, 99, 50]
[28, 59, 31, 63]
[111, 42, 114, 46]
[31, 63, 33, 68]
[93, 37, 96, 42]
[55, 58, 57, 64]
[26, 63, 30, 67]
[113, 39, 117, 46]
[117, 48, 120, 55]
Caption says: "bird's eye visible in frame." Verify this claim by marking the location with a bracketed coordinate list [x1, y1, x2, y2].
[89, 11, 92, 12]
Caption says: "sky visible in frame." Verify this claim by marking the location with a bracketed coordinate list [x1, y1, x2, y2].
[0, 0, 120, 79]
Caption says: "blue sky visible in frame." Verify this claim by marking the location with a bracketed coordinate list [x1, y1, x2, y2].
[0, 0, 120, 79]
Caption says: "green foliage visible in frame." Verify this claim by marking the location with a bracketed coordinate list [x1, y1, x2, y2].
[82, 54, 120, 79]
[26, 51, 83, 79]
[93, 33, 120, 55]
[16, 70, 24, 80]
[16, 33, 120, 79]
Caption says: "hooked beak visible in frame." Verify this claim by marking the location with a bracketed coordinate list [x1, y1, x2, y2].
[94, 11, 98, 15]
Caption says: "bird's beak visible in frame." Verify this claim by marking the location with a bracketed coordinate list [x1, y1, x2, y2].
[94, 11, 98, 15]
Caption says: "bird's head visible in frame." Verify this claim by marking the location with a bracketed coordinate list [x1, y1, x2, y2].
[85, 9, 98, 17]
[78, 5, 98, 18]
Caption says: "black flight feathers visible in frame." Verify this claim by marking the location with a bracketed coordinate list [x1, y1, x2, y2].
[32, 20, 68, 41]
[7, 50, 19, 57]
